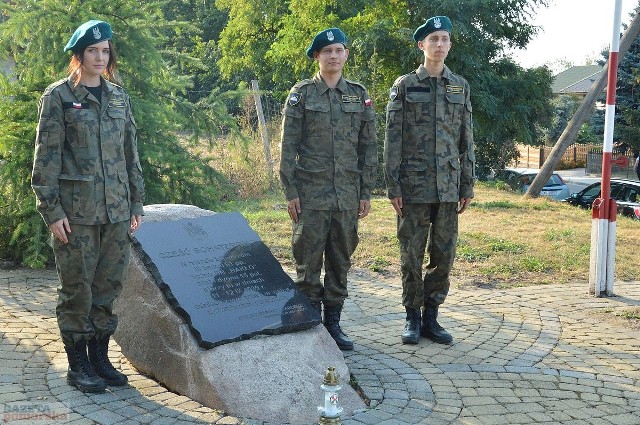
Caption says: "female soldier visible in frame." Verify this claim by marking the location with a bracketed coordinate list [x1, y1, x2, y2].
[31, 20, 145, 393]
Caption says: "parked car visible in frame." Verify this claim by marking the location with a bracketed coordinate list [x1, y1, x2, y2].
[494, 168, 571, 200]
[563, 179, 640, 221]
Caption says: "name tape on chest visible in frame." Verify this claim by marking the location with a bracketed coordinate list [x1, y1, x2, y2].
[407, 86, 430, 93]
[62, 102, 90, 110]
[342, 95, 362, 103]
[446, 85, 464, 94]
[108, 99, 126, 108]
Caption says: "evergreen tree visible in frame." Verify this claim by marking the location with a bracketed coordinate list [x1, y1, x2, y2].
[0, 0, 238, 267]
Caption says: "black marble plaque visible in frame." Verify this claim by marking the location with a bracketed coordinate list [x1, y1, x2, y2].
[132, 212, 321, 348]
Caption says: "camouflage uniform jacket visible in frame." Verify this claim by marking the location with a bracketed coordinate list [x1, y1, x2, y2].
[384, 64, 475, 203]
[279, 72, 377, 211]
[32, 76, 145, 226]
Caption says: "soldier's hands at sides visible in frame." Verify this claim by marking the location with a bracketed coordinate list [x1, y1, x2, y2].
[130, 215, 142, 232]
[287, 198, 302, 222]
[49, 218, 71, 244]
[358, 200, 371, 219]
[458, 197, 471, 214]
[390, 197, 403, 218]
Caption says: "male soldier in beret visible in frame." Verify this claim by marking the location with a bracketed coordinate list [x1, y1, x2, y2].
[384, 16, 475, 345]
[279, 28, 377, 350]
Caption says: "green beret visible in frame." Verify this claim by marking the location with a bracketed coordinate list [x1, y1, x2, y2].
[413, 16, 452, 42]
[64, 20, 112, 53]
[306, 27, 347, 58]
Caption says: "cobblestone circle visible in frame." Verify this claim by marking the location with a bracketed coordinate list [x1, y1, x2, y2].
[2, 268, 639, 424]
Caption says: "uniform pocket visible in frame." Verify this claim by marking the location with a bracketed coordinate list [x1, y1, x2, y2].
[406, 91, 431, 125]
[64, 110, 93, 148]
[399, 168, 427, 199]
[341, 101, 364, 132]
[112, 170, 131, 217]
[58, 174, 96, 220]
[448, 158, 461, 193]
[107, 107, 126, 145]
[304, 101, 330, 135]
[445, 93, 465, 127]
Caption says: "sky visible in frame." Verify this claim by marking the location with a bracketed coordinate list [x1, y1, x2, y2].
[509, 0, 638, 73]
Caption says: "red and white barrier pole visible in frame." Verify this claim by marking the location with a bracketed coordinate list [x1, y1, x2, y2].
[589, 0, 622, 296]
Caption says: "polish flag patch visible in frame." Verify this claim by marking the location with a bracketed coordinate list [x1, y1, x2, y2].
[364, 98, 372, 107]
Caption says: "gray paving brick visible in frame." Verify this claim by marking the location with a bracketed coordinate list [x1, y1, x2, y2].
[1, 268, 640, 424]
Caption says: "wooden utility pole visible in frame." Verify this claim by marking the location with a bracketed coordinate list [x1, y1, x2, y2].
[251, 80, 274, 178]
[526, 10, 640, 197]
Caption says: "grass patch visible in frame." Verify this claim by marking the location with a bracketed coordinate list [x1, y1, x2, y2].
[616, 308, 640, 320]
[234, 187, 640, 289]
[473, 200, 520, 210]
[546, 228, 576, 241]
[368, 256, 390, 272]
[204, 140, 640, 289]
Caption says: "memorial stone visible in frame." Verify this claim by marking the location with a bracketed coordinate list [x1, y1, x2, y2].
[114, 204, 367, 424]
[132, 212, 320, 347]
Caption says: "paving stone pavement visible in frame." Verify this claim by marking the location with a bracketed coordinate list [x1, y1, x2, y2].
[1, 267, 639, 425]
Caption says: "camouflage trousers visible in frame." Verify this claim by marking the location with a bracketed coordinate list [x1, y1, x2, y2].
[52, 221, 131, 347]
[397, 203, 458, 310]
[292, 208, 359, 308]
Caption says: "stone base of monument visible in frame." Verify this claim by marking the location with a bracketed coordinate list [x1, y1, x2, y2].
[114, 204, 366, 424]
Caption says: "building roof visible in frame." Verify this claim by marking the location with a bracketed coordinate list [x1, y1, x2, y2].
[552, 65, 603, 95]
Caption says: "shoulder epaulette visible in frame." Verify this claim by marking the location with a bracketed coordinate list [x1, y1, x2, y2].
[291, 79, 314, 91]
[104, 79, 126, 95]
[344, 78, 367, 91]
[443, 67, 469, 86]
[392, 72, 415, 87]
[43, 78, 68, 96]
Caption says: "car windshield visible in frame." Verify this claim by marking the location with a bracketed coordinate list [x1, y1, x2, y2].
[522, 174, 562, 187]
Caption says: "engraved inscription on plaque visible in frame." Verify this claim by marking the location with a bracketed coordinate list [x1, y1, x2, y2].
[133, 212, 320, 348]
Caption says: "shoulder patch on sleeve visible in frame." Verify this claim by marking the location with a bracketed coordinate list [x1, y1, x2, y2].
[288, 92, 302, 106]
[389, 86, 398, 100]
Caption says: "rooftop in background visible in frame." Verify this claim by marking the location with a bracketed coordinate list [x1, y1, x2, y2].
[552, 65, 603, 95]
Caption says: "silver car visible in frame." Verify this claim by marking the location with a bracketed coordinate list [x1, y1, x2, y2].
[495, 168, 571, 201]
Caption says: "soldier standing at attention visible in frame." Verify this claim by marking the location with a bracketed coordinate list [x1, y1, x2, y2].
[279, 27, 377, 350]
[32, 20, 145, 392]
[384, 16, 475, 345]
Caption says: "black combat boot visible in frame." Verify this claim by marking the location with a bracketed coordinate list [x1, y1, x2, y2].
[421, 304, 453, 344]
[401, 307, 421, 344]
[88, 336, 128, 386]
[64, 341, 107, 393]
[323, 305, 353, 351]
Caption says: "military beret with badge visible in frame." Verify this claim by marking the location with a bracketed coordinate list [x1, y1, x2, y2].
[413, 16, 452, 42]
[306, 27, 347, 58]
[64, 20, 112, 53]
